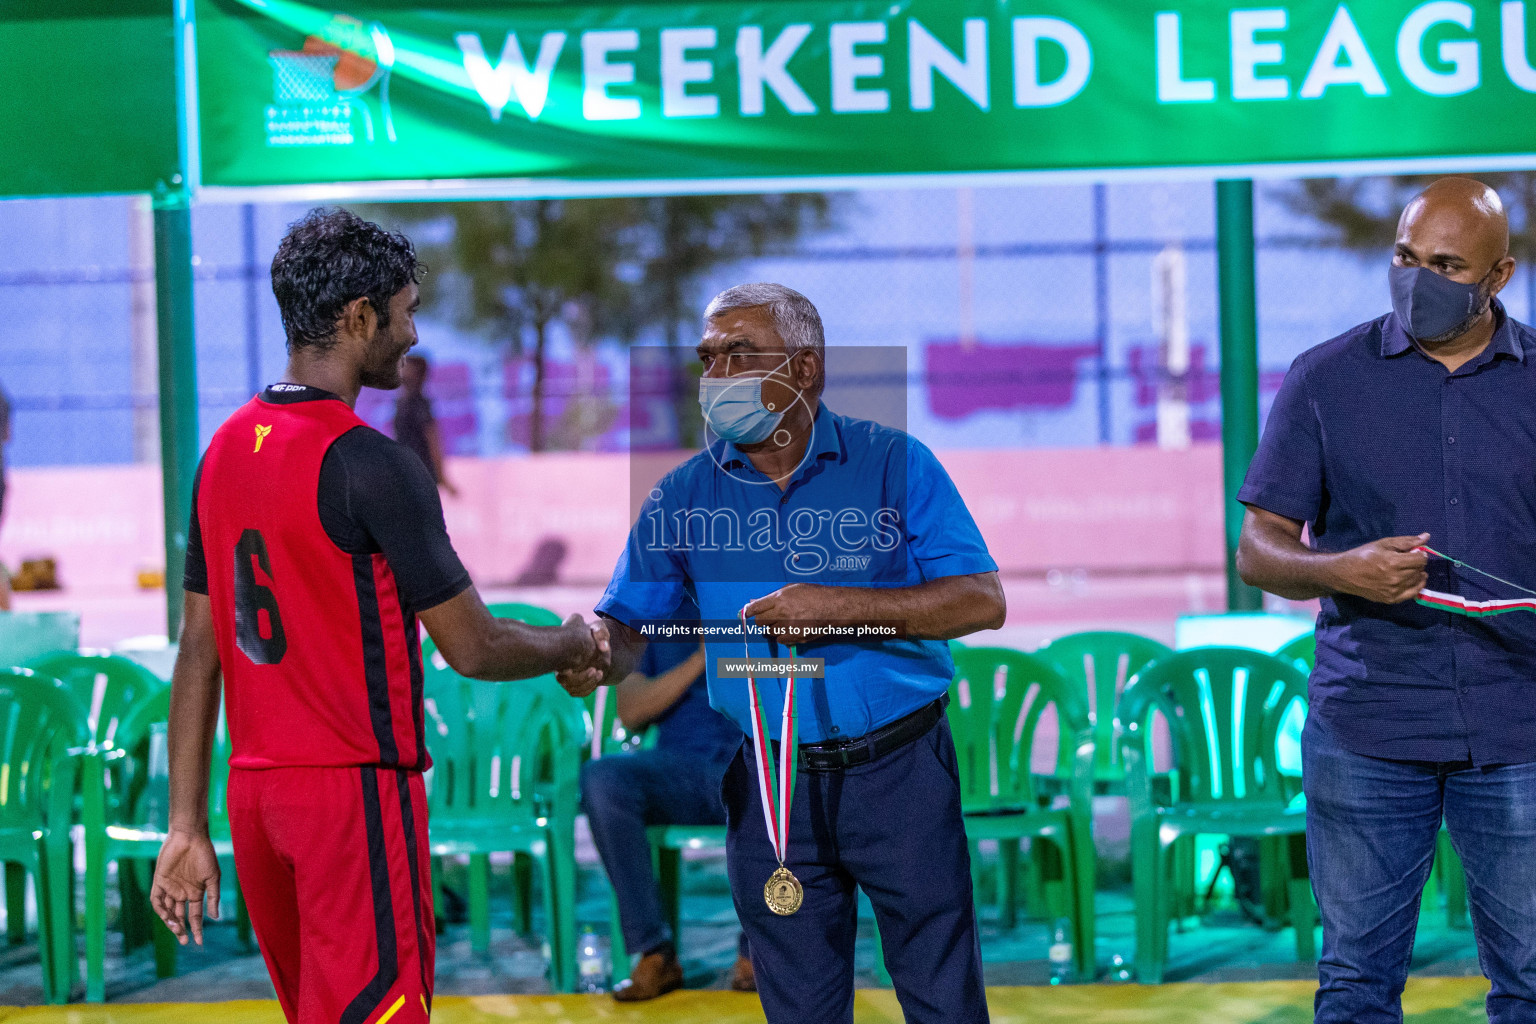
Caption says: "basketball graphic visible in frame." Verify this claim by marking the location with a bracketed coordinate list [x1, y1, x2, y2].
[266, 14, 395, 146]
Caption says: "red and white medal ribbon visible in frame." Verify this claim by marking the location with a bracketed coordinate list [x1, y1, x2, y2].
[741, 608, 797, 869]
[1414, 545, 1536, 617]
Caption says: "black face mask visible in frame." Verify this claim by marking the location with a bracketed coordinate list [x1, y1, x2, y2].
[1389, 263, 1493, 343]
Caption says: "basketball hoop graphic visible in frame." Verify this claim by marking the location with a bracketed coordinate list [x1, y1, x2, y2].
[265, 16, 396, 147]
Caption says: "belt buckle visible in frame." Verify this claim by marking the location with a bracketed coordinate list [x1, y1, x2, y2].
[804, 737, 857, 770]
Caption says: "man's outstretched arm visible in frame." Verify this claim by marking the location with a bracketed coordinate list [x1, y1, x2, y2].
[420, 587, 609, 696]
[151, 591, 223, 945]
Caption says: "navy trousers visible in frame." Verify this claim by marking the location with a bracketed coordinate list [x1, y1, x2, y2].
[725, 717, 989, 1024]
[1305, 713, 1536, 1024]
[582, 746, 738, 957]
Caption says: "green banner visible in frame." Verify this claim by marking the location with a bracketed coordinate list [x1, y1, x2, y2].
[195, 0, 1536, 193]
[0, 1, 180, 198]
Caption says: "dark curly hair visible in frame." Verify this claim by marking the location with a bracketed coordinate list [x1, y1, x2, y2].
[270, 208, 422, 352]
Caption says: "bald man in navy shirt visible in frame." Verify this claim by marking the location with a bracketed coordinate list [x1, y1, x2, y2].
[1239, 178, 1536, 1024]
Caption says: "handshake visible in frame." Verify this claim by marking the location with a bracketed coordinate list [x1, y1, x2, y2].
[554, 613, 612, 698]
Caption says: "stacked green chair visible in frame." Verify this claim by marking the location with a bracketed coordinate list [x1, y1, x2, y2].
[947, 647, 1096, 978]
[481, 603, 594, 753]
[1034, 632, 1183, 914]
[422, 643, 582, 990]
[494, 605, 724, 985]
[1035, 631, 1173, 793]
[1275, 633, 1316, 676]
[585, 684, 648, 759]
[0, 667, 89, 1004]
[579, 669, 654, 984]
[480, 602, 590, 950]
[29, 650, 171, 999]
[75, 687, 249, 1001]
[574, 631, 725, 984]
[25, 651, 164, 753]
[1271, 630, 1466, 927]
[1116, 647, 1315, 983]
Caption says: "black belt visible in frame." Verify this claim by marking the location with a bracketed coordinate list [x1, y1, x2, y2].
[780, 695, 948, 771]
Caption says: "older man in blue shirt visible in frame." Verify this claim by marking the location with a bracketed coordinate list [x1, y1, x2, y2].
[589, 283, 1004, 1023]
[1237, 178, 1536, 1024]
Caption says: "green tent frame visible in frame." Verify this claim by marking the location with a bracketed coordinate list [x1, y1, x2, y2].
[31, 0, 1431, 632]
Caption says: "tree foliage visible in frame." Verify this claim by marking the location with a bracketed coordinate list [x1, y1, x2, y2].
[368, 192, 839, 451]
[621, 193, 840, 446]
[372, 199, 631, 451]
[1275, 174, 1536, 258]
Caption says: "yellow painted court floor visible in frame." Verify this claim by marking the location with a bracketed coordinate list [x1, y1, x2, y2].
[0, 979, 1494, 1024]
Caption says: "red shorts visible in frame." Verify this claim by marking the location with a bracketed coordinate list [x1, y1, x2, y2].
[228, 766, 435, 1024]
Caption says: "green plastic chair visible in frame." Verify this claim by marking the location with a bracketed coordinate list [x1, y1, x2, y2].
[25, 651, 165, 749]
[0, 612, 80, 671]
[947, 647, 1096, 979]
[424, 668, 581, 991]
[28, 651, 171, 1000]
[1115, 647, 1315, 984]
[422, 600, 587, 971]
[0, 668, 89, 1004]
[580, 653, 652, 765]
[1276, 630, 1468, 930]
[578, 664, 666, 985]
[479, 603, 594, 753]
[75, 687, 249, 1001]
[1035, 632, 1173, 792]
[1275, 633, 1316, 675]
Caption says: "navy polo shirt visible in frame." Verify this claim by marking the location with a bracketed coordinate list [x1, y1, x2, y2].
[1239, 300, 1536, 766]
[597, 403, 997, 743]
[640, 644, 740, 758]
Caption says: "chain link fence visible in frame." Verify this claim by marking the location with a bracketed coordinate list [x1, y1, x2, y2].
[5, 180, 1534, 467]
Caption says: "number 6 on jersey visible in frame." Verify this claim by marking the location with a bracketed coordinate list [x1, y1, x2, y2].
[234, 528, 286, 665]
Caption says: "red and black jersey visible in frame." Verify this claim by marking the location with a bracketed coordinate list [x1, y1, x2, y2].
[193, 385, 470, 771]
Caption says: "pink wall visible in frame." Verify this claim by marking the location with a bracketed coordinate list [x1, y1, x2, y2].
[0, 465, 166, 596]
[943, 446, 1225, 573]
[0, 444, 1224, 597]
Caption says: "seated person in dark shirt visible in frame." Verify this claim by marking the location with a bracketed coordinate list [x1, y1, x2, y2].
[581, 603, 750, 1001]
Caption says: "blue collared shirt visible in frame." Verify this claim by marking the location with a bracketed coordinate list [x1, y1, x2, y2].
[597, 404, 997, 743]
[1239, 301, 1536, 766]
[638, 597, 740, 758]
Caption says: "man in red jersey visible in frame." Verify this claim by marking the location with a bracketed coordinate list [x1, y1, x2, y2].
[149, 209, 609, 1024]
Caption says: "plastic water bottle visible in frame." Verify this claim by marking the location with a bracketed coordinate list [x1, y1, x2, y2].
[577, 926, 607, 993]
[1048, 918, 1073, 985]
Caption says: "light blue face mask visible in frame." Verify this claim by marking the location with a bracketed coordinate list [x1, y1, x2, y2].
[698, 364, 793, 444]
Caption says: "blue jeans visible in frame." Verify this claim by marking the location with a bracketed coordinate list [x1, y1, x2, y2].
[1304, 713, 1536, 1023]
[581, 745, 740, 957]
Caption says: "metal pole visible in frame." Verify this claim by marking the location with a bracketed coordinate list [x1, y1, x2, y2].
[242, 203, 262, 399]
[156, 0, 199, 638]
[1092, 183, 1111, 444]
[1216, 179, 1263, 612]
[154, 193, 198, 638]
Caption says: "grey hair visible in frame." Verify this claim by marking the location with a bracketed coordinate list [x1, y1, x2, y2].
[703, 283, 825, 361]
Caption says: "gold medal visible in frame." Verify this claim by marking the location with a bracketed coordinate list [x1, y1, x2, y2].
[764, 866, 803, 915]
